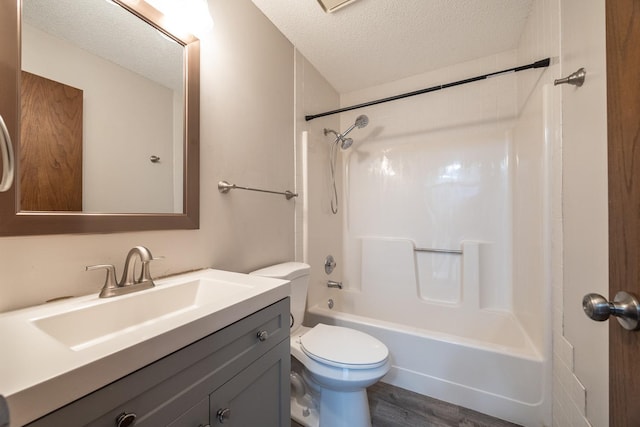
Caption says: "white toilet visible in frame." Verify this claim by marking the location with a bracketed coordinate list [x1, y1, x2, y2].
[251, 262, 390, 427]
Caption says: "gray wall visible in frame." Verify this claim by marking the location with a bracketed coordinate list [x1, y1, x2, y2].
[0, 0, 296, 312]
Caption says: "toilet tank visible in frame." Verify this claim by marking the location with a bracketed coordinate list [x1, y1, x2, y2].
[250, 262, 310, 333]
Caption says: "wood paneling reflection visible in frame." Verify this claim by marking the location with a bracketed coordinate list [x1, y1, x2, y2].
[20, 71, 82, 211]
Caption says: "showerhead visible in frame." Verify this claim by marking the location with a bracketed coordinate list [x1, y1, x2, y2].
[341, 114, 369, 140]
[324, 115, 369, 215]
[341, 138, 354, 150]
[323, 114, 370, 151]
[354, 115, 369, 129]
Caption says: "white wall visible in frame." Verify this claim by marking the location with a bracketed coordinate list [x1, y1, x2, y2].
[511, 2, 561, 425]
[22, 24, 177, 213]
[294, 52, 341, 312]
[336, 49, 557, 335]
[516, 1, 609, 426]
[513, 0, 560, 391]
[338, 55, 519, 313]
[0, 0, 296, 312]
[558, 0, 609, 426]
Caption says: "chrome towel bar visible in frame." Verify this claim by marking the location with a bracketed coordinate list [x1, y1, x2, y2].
[414, 247, 462, 255]
[218, 180, 298, 200]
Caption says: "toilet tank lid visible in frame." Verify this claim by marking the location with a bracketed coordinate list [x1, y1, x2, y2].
[250, 262, 310, 280]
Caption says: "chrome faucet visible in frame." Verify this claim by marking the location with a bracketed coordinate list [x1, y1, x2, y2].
[120, 246, 154, 286]
[327, 280, 343, 289]
[86, 246, 157, 298]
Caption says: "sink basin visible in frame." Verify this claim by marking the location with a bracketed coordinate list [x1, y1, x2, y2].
[1, 267, 290, 427]
[32, 277, 252, 351]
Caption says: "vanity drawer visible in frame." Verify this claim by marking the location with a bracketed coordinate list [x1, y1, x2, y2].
[26, 298, 289, 427]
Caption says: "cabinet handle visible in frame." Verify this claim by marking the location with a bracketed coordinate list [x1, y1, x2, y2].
[257, 330, 268, 342]
[116, 412, 137, 427]
[216, 407, 231, 423]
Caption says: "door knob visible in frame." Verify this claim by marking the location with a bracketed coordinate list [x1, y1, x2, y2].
[582, 291, 640, 330]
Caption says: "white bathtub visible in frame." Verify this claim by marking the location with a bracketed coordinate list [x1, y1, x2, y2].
[305, 292, 548, 427]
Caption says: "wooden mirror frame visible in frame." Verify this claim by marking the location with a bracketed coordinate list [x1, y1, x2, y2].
[0, 0, 200, 236]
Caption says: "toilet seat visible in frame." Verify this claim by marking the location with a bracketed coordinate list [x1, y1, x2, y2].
[299, 324, 389, 369]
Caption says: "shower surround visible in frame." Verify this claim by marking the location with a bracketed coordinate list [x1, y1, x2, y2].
[301, 50, 556, 426]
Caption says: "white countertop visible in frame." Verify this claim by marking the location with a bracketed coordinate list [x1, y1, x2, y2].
[0, 268, 290, 426]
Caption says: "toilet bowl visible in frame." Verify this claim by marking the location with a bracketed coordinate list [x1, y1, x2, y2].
[251, 262, 390, 427]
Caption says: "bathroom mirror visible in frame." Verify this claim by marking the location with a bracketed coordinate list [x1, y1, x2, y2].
[0, 0, 200, 235]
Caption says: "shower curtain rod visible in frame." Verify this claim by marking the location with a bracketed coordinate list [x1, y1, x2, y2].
[304, 57, 551, 122]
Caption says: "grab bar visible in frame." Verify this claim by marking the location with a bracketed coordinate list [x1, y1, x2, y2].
[0, 113, 15, 192]
[415, 247, 462, 255]
[218, 180, 298, 200]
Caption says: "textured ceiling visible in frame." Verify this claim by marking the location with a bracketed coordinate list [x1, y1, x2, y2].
[251, 0, 533, 93]
[22, 0, 184, 91]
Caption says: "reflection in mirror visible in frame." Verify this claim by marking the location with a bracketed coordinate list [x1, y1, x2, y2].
[22, 0, 185, 214]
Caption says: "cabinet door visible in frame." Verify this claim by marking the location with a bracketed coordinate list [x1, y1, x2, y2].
[210, 340, 290, 427]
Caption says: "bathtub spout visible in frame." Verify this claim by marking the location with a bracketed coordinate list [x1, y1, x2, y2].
[327, 280, 343, 289]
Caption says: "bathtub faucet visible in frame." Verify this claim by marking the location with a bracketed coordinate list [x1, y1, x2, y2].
[327, 280, 343, 289]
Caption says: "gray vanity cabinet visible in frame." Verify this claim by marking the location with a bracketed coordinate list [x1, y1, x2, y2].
[26, 298, 290, 427]
[210, 341, 289, 426]
[166, 398, 208, 427]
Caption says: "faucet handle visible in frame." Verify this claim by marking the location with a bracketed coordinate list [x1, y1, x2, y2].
[139, 256, 162, 285]
[86, 264, 119, 297]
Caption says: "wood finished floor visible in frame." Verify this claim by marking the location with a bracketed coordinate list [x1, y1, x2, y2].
[291, 381, 522, 427]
